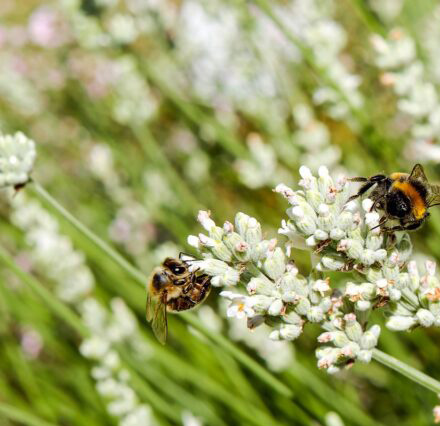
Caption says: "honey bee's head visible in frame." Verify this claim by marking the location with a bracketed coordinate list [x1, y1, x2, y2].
[162, 258, 188, 276]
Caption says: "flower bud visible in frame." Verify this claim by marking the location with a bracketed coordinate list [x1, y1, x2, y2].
[246, 276, 274, 296]
[210, 241, 233, 262]
[386, 315, 417, 331]
[274, 183, 297, 205]
[416, 309, 435, 327]
[295, 297, 311, 315]
[314, 229, 329, 241]
[283, 310, 302, 325]
[299, 165, 318, 190]
[264, 247, 286, 280]
[187, 235, 201, 250]
[306, 235, 317, 247]
[356, 350, 373, 363]
[223, 221, 234, 233]
[344, 315, 363, 342]
[307, 306, 324, 322]
[356, 300, 371, 311]
[319, 256, 345, 271]
[330, 228, 345, 240]
[344, 239, 364, 260]
[268, 299, 284, 316]
[360, 249, 376, 266]
[209, 226, 224, 241]
[235, 213, 262, 245]
[296, 217, 317, 235]
[389, 288, 401, 301]
[332, 331, 350, 347]
[248, 295, 274, 314]
[360, 329, 380, 350]
[338, 211, 354, 230]
[279, 324, 302, 340]
[374, 249, 387, 262]
[365, 233, 383, 251]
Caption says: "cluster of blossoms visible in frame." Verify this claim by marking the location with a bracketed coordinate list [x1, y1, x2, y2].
[371, 29, 440, 162]
[386, 261, 440, 331]
[0, 132, 36, 188]
[188, 165, 440, 374]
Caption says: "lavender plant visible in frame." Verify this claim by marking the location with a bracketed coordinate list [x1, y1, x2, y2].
[187, 165, 440, 391]
[3, 0, 440, 424]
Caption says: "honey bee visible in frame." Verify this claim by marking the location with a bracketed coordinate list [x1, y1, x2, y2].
[146, 254, 211, 344]
[348, 164, 440, 232]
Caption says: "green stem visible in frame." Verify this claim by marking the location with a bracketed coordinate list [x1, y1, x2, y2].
[373, 349, 440, 394]
[0, 403, 57, 426]
[30, 182, 146, 286]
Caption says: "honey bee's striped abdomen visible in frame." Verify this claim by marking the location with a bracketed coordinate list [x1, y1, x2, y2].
[166, 274, 211, 313]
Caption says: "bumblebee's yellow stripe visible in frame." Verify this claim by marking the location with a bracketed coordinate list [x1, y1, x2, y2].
[392, 181, 426, 219]
[390, 172, 409, 180]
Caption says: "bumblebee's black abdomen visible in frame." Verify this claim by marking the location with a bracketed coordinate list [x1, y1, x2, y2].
[386, 190, 411, 218]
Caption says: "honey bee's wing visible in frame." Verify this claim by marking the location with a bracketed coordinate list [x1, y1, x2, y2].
[428, 184, 440, 207]
[149, 292, 168, 345]
[146, 291, 154, 322]
[410, 164, 428, 182]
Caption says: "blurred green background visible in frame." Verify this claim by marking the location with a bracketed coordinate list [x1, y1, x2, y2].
[1, 0, 440, 425]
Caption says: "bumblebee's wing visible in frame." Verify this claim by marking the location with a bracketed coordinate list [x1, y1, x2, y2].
[146, 291, 168, 344]
[428, 184, 440, 207]
[410, 164, 428, 182]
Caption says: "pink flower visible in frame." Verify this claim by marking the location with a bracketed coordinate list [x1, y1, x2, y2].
[28, 6, 71, 48]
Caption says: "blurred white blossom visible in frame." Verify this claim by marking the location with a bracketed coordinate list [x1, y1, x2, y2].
[0, 132, 36, 188]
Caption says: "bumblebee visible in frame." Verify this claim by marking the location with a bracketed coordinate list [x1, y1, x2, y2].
[348, 164, 440, 232]
[146, 254, 211, 344]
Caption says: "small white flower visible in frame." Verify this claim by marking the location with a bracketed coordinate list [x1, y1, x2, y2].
[222, 294, 253, 319]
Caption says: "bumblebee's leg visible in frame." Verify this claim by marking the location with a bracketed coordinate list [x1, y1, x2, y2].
[370, 194, 386, 212]
[371, 215, 388, 230]
[348, 177, 369, 182]
[347, 175, 388, 203]
[381, 219, 424, 232]
[347, 181, 376, 202]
